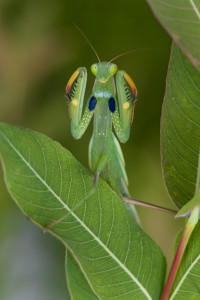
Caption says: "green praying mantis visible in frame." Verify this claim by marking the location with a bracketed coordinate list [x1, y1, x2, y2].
[65, 27, 177, 225]
[66, 28, 141, 222]
[66, 61, 136, 194]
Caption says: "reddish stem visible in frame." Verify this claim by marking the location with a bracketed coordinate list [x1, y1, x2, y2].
[161, 223, 193, 300]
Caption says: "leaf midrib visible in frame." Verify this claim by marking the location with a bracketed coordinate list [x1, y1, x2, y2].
[0, 129, 152, 300]
[189, 0, 200, 21]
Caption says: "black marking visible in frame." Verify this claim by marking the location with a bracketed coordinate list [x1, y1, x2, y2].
[108, 97, 116, 113]
[68, 79, 79, 101]
[123, 81, 132, 101]
[72, 80, 79, 94]
[132, 95, 136, 103]
[88, 96, 97, 111]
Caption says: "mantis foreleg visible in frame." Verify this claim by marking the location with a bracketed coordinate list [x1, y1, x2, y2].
[66, 67, 97, 139]
[110, 70, 137, 143]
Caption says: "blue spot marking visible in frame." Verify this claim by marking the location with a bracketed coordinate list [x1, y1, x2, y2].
[88, 96, 97, 111]
[108, 97, 116, 113]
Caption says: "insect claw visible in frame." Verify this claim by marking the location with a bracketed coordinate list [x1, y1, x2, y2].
[94, 171, 100, 186]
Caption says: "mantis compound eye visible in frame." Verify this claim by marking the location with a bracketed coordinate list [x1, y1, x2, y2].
[109, 64, 117, 75]
[91, 64, 98, 75]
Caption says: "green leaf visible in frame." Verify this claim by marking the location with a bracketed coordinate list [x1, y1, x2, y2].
[66, 250, 98, 299]
[161, 43, 200, 208]
[169, 220, 200, 299]
[147, 0, 200, 70]
[0, 123, 166, 300]
[176, 189, 200, 217]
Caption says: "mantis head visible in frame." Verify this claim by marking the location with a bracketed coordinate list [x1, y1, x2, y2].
[91, 62, 117, 84]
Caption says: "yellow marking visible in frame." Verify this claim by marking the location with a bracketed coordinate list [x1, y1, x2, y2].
[124, 73, 137, 97]
[66, 69, 79, 92]
[99, 78, 107, 84]
[72, 99, 78, 106]
[123, 102, 130, 109]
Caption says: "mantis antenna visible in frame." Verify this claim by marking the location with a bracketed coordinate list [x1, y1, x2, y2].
[108, 48, 150, 64]
[74, 23, 101, 63]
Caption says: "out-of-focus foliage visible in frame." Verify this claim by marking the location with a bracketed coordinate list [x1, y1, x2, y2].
[147, 0, 200, 71]
[0, 0, 183, 299]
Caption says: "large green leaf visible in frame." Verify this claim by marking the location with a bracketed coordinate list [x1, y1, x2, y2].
[66, 250, 98, 299]
[161, 43, 200, 208]
[169, 220, 200, 299]
[0, 123, 166, 300]
[147, 0, 200, 70]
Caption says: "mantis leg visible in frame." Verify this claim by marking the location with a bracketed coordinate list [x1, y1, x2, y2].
[109, 70, 137, 143]
[89, 135, 112, 184]
[66, 67, 97, 139]
[91, 155, 110, 184]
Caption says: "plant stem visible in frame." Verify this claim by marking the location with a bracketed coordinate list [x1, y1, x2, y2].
[161, 206, 199, 300]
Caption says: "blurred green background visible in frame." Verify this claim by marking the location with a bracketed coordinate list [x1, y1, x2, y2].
[0, 0, 184, 299]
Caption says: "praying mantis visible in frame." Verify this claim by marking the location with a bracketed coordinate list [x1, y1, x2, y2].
[65, 28, 140, 222]
[65, 27, 177, 225]
[66, 60, 136, 191]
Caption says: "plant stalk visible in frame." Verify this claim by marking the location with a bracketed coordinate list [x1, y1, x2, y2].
[161, 206, 199, 300]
